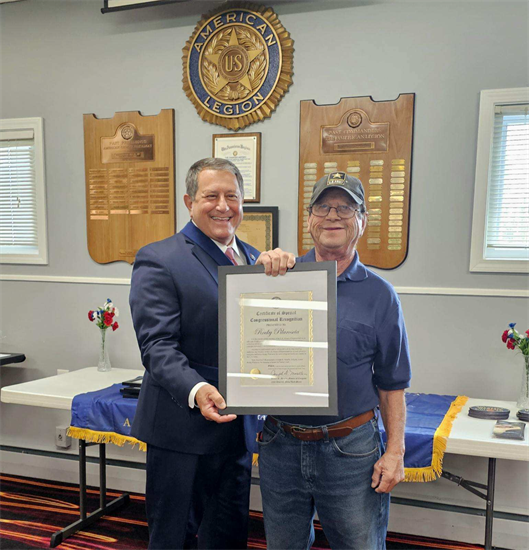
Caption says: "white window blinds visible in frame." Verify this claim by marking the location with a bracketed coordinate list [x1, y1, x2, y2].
[0, 130, 38, 251]
[486, 104, 529, 257]
[0, 117, 47, 264]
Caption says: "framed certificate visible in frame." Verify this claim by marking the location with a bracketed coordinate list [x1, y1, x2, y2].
[237, 206, 278, 251]
[213, 133, 261, 202]
[218, 262, 337, 415]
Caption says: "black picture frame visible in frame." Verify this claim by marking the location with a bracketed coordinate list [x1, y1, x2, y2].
[218, 262, 337, 415]
[237, 206, 278, 251]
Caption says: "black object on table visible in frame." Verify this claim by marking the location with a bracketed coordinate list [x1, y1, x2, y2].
[0, 353, 26, 366]
[119, 375, 142, 399]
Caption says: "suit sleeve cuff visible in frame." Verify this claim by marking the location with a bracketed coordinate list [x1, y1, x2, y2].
[189, 382, 209, 408]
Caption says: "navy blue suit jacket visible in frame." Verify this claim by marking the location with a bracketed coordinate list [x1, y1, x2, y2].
[129, 222, 260, 455]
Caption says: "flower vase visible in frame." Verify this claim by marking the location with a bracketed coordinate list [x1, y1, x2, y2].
[516, 354, 529, 409]
[97, 328, 111, 372]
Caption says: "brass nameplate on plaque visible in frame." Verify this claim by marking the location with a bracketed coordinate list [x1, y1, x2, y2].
[321, 111, 389, 154]
[83, 110, 175, 264]
[101, 124, 154, 163]
[298, 95, 415, 269]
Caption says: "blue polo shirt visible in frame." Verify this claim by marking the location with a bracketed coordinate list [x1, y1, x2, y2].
[276, 249, 411, 427]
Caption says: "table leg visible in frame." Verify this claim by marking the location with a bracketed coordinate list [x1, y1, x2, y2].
[484, 457, 496, 550]
[99, 443, 106, 509]
[49, 441, 130, 548]
[442, 459, 499, 550]
[79, 439, 87, 520]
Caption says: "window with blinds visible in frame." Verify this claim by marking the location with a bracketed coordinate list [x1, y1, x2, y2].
[470, 89, 529, 273]
[0, 118, 48, 264]
[486, 105, 529, 258]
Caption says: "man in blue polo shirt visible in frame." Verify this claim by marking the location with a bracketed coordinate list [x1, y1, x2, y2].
[258, 172, 411, 550]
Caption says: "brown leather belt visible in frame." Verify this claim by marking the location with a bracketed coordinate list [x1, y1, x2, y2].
[268, 410, 374, 442]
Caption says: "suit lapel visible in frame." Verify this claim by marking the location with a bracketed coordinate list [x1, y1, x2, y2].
[237, 237, 257, 265]
[181, 222, 233, 284]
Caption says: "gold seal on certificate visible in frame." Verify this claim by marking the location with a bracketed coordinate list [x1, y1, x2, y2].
[240, 291, 313, 386]
[219, 262, 338, 416]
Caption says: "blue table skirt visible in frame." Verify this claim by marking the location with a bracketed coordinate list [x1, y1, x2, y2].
[69, 385, 467, 482]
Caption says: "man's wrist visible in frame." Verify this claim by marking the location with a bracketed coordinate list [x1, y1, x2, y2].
[189, 382, 208, 408]
[384, 441, 405, 456]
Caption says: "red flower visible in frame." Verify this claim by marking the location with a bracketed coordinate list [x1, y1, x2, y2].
[507, 339, 516, 350]
[88, 310, 94, 322]
[112, 322, 119, 332]
[502, 330, 509, 343]
[104, 312, 113, 326]
[110, 311, 115, 318]
[526, 330, 529, 337]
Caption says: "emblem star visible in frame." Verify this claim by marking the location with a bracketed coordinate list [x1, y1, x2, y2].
[205, 29, 262, 94]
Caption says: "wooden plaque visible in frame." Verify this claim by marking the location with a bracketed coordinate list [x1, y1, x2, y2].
[83, 110, 175, 264]
[298, 95, 415, 269]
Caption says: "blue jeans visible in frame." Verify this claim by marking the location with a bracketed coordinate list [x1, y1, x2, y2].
[258, 416, 389, 550]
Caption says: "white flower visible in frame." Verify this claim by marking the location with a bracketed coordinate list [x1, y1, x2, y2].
[105, 301, 113, 311]
[113, 307, 119, 318]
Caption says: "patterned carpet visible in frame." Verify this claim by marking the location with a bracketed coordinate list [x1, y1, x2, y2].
[0, 474, 486, 549]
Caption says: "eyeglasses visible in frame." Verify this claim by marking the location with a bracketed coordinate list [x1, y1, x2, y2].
[309, 204, 362, 219]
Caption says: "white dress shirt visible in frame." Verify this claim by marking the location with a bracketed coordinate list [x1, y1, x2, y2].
[188, 233, 246, 408]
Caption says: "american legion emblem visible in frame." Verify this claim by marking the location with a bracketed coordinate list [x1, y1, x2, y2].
[182, 2, 294, 131]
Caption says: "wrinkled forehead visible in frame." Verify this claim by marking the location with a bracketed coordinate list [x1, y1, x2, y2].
[315, 187, 357, 205]
[196, 169, 240, 192]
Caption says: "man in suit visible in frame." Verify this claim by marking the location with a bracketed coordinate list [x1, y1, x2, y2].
[129, 158, 294, 550]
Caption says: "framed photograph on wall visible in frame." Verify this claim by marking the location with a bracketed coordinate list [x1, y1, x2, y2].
[237, 206, 278, 252]
[213, 133, 261, 203]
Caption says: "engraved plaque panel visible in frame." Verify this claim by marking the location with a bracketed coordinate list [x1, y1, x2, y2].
[101, 124, 154, 163]
[84, 110, 175, 264]
[298, 95, 415, 269]
[321, 110, 389, 154]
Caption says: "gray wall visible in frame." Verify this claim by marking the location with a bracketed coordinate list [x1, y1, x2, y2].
[1, 1, 528, 548]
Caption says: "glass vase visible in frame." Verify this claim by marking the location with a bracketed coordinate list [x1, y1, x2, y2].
[516, 354, 529, 409]
[97, 328, 111, 372]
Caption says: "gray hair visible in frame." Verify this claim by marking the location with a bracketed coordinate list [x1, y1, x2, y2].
[185, 158, 244, 200]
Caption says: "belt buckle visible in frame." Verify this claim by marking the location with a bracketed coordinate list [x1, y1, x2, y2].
[291, 426, 308, 434]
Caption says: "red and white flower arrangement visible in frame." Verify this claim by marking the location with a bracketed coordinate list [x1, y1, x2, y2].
[502, 323, 529, 356]
[88, 299, 119, 332]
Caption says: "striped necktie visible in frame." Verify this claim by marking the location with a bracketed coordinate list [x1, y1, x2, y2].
[225, 246, 238, 265]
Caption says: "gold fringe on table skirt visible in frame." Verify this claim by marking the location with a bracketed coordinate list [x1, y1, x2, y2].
[404, 395, 468, 482]
[67, 426, 146, 451]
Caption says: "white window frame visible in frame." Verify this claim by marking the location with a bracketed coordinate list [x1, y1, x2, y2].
[470, 88, 529, 273]
[0, 117, 48, 265]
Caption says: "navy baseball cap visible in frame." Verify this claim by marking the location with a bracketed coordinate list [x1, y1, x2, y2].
[309, 171, 365, 208]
